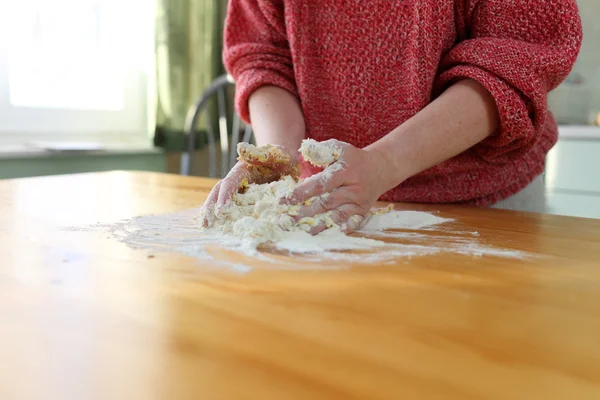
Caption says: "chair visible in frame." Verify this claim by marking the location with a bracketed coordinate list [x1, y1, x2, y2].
[180, 74, 254, 177]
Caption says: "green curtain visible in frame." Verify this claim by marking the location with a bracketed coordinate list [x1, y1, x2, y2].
[153, 0, 227, 151]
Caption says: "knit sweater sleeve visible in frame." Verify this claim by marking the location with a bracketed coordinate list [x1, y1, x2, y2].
[435, 0, 582, 162]
[223, 0, 296, 123]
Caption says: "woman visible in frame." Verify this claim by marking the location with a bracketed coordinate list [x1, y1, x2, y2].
[202, 0, 582, 233]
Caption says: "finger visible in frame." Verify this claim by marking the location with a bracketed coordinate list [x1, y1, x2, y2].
[329, 204, 364, 227]
[341, 214, 365, 234]
[215, 167, 248, 214]
[301, 204, 363, 236]
[199, 181, 222, 227]
[283, 162, 345, 204]
[294, 188, 351, 220]
[295, 218, 329, 236]
[308, 221, 329, 236]
[216, 180, 240, 215]
[203, 181, 222, 209]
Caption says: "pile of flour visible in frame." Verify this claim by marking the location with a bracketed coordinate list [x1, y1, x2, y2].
[204, 176, 316, 241]
[202, 172, 452, 254]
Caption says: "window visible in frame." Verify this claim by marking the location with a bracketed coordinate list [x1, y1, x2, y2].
[549, 0, 600, 129]
[0, 0, 154, 139]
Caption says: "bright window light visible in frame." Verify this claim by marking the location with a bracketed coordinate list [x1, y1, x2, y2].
[0, 0, 153, 136]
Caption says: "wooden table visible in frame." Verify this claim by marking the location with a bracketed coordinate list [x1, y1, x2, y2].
[2, 171, 600, 400]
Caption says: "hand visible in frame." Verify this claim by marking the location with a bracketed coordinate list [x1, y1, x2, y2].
[283, 140, 395, 234]
[200, 144, 299, 226]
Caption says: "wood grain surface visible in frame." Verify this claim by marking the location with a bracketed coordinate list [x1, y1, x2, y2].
[1, 171, 600, 400]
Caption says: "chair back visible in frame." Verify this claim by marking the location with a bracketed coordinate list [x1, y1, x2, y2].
[181, 74, 254, 177]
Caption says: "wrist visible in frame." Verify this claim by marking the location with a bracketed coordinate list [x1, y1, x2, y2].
[248, 86, 306, 162]
[364, 145, 408, 192]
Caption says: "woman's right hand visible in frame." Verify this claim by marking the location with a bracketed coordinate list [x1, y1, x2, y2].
[199, 144, 299, 227]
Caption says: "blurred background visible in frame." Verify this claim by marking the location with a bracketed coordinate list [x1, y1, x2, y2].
[0, 0, 598, 218]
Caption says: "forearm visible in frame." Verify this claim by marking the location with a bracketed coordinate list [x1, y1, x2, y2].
[366, 79, 500, 190]
[248, 86, 306, 155]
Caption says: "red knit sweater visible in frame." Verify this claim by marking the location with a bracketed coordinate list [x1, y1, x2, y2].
[223, 0, 582, 205]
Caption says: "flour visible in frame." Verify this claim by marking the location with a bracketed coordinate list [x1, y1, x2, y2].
[361, 210, 453, 231]
[99, 207, 528, 273]
[77, 139, 531, 272]
[203, 175, 339, 240]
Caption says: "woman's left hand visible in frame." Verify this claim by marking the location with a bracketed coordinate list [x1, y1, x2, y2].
[282, 140, 396, 234]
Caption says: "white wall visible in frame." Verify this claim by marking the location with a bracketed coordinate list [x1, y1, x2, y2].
[548, 0, 600, 126]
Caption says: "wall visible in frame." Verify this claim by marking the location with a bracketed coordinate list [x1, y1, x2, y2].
[548, 0, 600, 125]
[546, 137, 600, 219]
[0, 152, 166, 180]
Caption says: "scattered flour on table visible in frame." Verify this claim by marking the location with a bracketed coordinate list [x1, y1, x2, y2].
[361, 210, 452, 231]
[92, 205, 527, 273]
[79, 140, 529, 272]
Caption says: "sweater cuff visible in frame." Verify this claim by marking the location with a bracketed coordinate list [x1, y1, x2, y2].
[235, 69, 299, 124]
[436, 65, 536, 163]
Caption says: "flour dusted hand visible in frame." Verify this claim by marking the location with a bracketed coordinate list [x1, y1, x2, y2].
[199, 143, 299, 227]
[283, 139, 394, 234]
